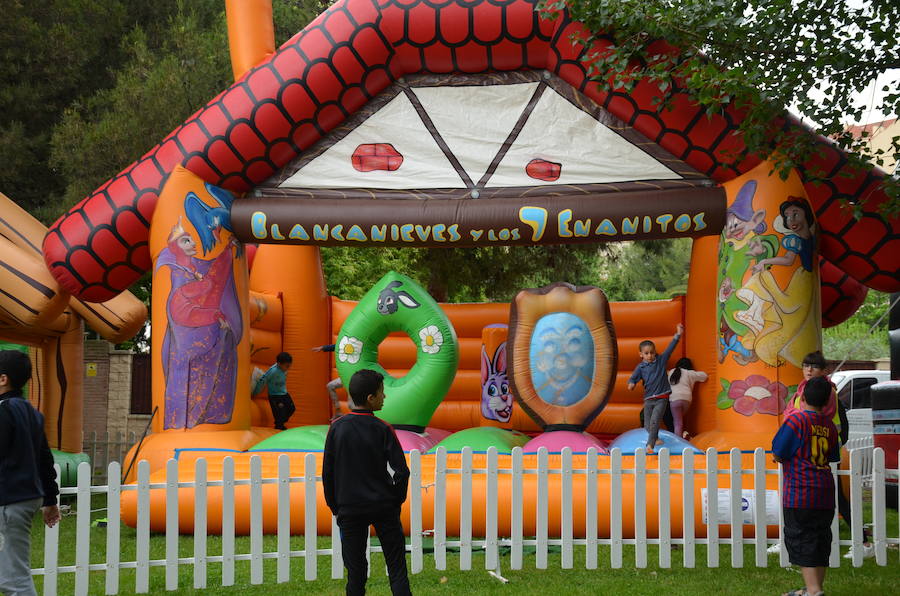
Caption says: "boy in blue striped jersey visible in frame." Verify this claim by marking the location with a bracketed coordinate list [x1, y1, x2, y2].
[772, 376, 839, 596]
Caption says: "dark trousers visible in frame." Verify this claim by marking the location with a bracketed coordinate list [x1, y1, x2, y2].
[337, 506, 411, 596]
[639, 400, 674, 433]
[268, 394, 295, 429]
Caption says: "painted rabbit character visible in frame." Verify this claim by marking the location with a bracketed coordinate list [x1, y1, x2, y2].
[376, 280, 420, 315]
[481, 341, 513, 422]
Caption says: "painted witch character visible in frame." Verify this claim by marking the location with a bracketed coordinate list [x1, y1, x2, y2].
[156, 217, 243, 429]
[734, 198, 819, 368]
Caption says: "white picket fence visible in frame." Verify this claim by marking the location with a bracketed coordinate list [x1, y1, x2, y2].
[34, 446, 898, 596]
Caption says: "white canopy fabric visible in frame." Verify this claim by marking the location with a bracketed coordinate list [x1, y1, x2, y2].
[277, 82, 681, 190]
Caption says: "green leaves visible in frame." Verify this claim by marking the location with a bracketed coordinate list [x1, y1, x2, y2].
[552, 0, 900, 216]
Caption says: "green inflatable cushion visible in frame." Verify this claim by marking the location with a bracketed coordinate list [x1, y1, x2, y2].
[249, 425, 330, 451]
[429, 427, 530, 454]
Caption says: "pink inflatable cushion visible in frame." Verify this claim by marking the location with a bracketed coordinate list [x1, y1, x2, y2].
[395, 427, 452, 452]
[523, 430, 609, 454]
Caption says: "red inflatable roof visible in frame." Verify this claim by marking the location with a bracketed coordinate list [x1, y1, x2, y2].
[43, 0, 899, 303]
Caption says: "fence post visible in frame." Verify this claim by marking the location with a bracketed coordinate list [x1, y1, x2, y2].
[165, 458, 179, 591]
[331, 511, 343, 580]
[410, 449, 423, 574]
[42, 464, 61, 596]
[536, 447, 549, 569]
[510, 447, 523, 570]
[848, 448, 864, 567]
[434, 447, 447, 570]
[250, 455, 264, 584]
[460, 447, 473, 570]
[561, 447, 573, 569]
[829, 461, 840, 568]
[135, 460, 151, 593]
[277, 454, 291, 583]
[682, 448, 695, 568]
[610, 448, 623, 569]
[752, 448, 767, 567]
[705, 448, 719, 568]
[221, 457, 236, 587]
[484, 447, 498, 572]
[634, 448, 647, 568]
[304, 452, 318, 581]
[871, 448, 886, 564]
[585, 447, 598, 570]
[728, 449, 743, 568]
[105, 461, 122, 595]
[194, 458, 208, 590]
[658, 448, 671, 569]
[74, 462, 91, 596]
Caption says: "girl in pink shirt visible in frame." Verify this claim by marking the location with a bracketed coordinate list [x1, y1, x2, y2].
[667, 358, 708, 439]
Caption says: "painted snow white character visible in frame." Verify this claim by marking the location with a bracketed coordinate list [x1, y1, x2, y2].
[156, 217, 242, 429]
[734, 197, 819, 368]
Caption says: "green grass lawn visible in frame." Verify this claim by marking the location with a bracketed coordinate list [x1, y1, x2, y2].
[30, 499, 897, 595]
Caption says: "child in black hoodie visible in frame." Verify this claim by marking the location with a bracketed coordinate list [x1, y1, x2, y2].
[323, 369, 411, 595]
[0, 350, 60, 596]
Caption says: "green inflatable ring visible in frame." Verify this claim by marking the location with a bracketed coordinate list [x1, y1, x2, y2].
[335, 271, 458, 430]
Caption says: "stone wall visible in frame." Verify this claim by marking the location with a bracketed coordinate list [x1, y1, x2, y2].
[82, 340, 111, 437]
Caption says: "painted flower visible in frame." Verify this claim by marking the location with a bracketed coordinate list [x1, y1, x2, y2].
[418, 325, 443, 354]
[337, 336, 363, 364]
[728, 374, 789, 416]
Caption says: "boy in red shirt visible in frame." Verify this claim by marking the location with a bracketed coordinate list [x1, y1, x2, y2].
[772, 376, 839, 596]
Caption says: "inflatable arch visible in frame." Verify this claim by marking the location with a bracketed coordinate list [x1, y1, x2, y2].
[34, 0, 899, 534]
[0, 193, 146, 459]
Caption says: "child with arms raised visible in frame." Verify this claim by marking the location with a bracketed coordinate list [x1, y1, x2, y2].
[627, 323, 683, 453]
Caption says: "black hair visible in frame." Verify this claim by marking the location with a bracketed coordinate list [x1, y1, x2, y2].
[276, 352, 293, 364]
[0, 350, 32, 391]
[348, 369, 384, 407]
[669, 357, 694, 385]
[638, 340, 655, 352]
[801, 351, 827, 369]
[803, 376, 831, 408]
[779, 197, 815, 232]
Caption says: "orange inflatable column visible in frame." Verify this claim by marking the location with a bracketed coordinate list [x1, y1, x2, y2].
[683, 235, 720, 439]
[31, 317, 84, 453]
[149, 166, 251, 434]
[225, 0, 275, 81]
[249, 244, 332, 426]
[696, 161, 819, 450]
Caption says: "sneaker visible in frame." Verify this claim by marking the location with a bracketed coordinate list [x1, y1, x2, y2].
[766, 542, 782, 554]
[843, 543, 875, 559]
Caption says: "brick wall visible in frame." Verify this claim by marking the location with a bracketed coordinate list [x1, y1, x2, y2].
[82, 340, 111, 436]
[107, 349, 133, 436]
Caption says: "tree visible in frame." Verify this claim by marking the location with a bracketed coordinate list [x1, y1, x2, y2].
[546, 0, 900, 215]
[321, 244, 608, 303]
[598, 238, 692, 301]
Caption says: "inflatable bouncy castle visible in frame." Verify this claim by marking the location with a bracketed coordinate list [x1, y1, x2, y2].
[39, 0, 898, 535]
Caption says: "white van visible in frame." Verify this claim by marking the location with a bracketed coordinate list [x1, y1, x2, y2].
[831, 369, 891, 441]
[832, 369, 890, 409]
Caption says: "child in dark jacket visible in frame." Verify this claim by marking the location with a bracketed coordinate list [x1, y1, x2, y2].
[323, 369, 412, 595]
[0, 350, 61, 596]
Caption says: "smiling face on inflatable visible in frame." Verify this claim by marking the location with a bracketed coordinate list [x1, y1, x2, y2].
[508, 282, 618, 431]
